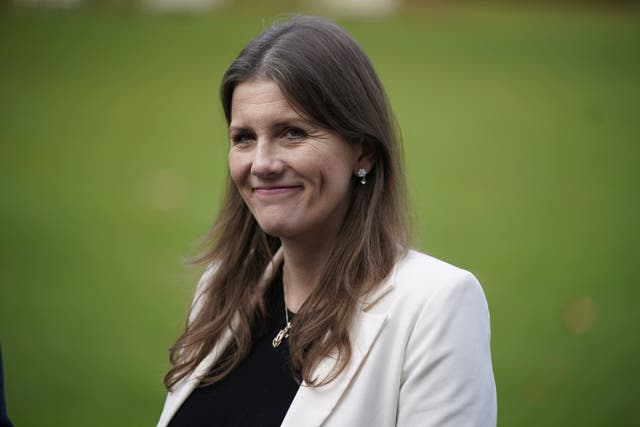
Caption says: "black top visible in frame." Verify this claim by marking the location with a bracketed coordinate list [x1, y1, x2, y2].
[168, 272, 299, 427]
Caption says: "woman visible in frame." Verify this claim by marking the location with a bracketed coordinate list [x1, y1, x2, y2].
[158, 16, 496, 427]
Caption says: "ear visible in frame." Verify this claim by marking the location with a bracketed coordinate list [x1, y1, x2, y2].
[353, 138, 376, 173]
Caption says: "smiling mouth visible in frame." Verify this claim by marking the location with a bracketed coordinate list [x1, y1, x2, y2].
[253, 186, 302, 196]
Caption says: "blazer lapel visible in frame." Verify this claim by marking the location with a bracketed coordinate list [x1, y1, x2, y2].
[157, 248, 284, 427]
[281, 281, 394, 427]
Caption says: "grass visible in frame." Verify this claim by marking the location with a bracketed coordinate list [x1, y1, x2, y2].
[1, 5, 639, 426]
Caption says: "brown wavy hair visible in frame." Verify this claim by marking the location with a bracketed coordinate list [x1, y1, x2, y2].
[165, 15, 410, 390]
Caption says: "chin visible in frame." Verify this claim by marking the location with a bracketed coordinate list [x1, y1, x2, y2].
[255, 219, 296, 239]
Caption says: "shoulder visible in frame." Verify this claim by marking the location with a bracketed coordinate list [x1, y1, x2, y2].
[389, 249, 487, 310]
[394, 249, 475, 286]
[363, 248, 491, 341]
[369, 248, 491, 343]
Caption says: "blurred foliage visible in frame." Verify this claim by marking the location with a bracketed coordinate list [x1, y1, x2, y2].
[1, 4, 639, 427]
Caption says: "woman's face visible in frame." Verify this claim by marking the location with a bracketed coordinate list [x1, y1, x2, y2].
[228, 79, 363, 245]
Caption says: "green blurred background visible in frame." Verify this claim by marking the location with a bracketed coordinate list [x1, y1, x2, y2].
[1, 1, 639, 426]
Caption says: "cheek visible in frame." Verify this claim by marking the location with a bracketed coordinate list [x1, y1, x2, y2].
[228, 152, 247, 188]
[320, 162, 352, 199]
[324, 151, 354, 180]
[314, 148, 352, 178]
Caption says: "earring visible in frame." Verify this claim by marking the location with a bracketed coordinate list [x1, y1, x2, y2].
[356, 168, 367, 185]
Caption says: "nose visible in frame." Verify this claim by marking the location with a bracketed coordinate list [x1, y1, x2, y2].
[251, 139, 284, 178]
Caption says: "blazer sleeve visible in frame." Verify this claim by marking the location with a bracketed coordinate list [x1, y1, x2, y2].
[396, 272, 497, 427]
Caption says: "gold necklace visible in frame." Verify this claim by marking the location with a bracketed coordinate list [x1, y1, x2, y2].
[272, 307, 291, 348]
[272, 274, 292, 348]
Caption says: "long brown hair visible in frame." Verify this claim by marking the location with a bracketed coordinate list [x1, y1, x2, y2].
[165, 15, 410, 390]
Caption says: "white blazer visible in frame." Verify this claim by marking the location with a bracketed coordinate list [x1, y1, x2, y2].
[157, 248, 497, 426]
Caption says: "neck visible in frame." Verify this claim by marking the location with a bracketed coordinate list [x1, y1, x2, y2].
[280, 235, 334, 313]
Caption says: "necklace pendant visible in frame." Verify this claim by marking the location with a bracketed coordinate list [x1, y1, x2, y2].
[272, 322, 292, 348]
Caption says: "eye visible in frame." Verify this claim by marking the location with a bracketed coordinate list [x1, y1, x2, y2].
[231, 133, 254, 145]
[283, 127, 306, 140]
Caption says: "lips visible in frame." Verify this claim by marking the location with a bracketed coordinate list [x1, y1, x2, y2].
[253, 185, 302, 196]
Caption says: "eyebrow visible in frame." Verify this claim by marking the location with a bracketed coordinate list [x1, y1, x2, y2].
[228, 126, 251, 134]
[229, 117, 311, 134]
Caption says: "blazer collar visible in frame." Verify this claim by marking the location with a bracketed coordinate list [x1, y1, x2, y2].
[281, 309, 387, 427]
[157, 247, 395, 427]
[281, 258, 398, 427]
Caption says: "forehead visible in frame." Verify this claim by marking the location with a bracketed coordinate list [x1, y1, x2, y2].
[230, 80, 302, 126]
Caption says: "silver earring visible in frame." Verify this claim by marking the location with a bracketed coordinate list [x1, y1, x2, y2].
[356, 168, 367, 185]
